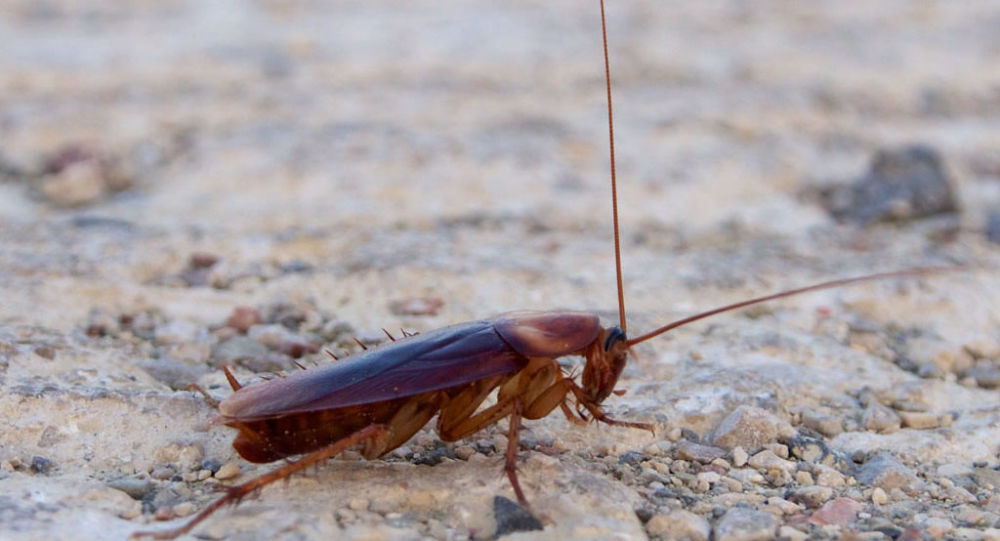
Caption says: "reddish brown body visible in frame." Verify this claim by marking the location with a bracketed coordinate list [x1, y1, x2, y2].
[220, 311, 625, 465]
[132, 311, 647, 539]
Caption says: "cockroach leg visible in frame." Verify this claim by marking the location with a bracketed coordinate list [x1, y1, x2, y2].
[184, 383, 220, 408]
[129, 424, 389, 540]
[559, 401, 588, 426]
[571, 386, 654, 435]
[504, 399, 529, 508]
[222, 365, 242, 391]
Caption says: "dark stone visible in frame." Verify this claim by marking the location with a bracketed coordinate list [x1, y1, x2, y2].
[825, 145, 957, 225]
[107, 476, 155, 500]
[635, 507, 653, 524]
[618, 451, 646, 466]
[493, 495, 543, 537]
[30, 456, 53, 474]
[987, 212, 1000, 245]
[787, 436, 832, 464]
[412, 447, 454, 466]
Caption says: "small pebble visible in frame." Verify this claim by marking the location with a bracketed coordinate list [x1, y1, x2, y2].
[862, 403, 901, 433]
[154, 507, 174, 521]
[748, 450, 796, 474]
[731, 446, 748, 468]
[872, 487, 889, 505]
[173, 502, 195, 517]
[795, 471, 814, 486]
[855, 453, 923, 494]
[30, 456, 54, 474]
[789, 486, 833, 508]
[711, 406, 795, 453]
[348, 498, 369, 511]
[493, 496, 542, 536]
[226, 306, 262, 333]
[676, 441, 727, 464]
[898, 411, 941, 430]
[454, 445, 476, 461]
[808, 497, 863, 527]
[714, 507, 779, 541]
[646, 509, 710, 541]
[214, 462, 241, 480]
[189, 252, 219, 269]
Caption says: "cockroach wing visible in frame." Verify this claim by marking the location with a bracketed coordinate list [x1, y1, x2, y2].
[494, 310, 601, 357]
[220, 319, 527, 421]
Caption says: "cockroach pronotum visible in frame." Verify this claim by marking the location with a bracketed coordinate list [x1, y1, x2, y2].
[132, 3, 949, 539]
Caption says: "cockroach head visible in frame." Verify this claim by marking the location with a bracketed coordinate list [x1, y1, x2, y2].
[581, 325, 630, 404]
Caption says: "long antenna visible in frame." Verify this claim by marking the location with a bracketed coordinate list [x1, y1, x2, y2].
[600, 0, 626, 333]
[625, 267, 952, 347]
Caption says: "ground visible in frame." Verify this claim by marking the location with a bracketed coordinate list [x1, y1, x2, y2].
[2, 1, 1000, 540]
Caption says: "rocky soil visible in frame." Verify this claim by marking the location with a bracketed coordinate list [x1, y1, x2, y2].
[2, 1, 1000, 540]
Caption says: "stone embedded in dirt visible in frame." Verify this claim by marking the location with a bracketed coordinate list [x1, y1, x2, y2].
[675, 441, 727, 464]
[247, 324, 295, 348]
[389, 296, 445, 316]
[855, 453, 923, 494]
[714, 507, 779, 541]
[107, 475, 155, 500]
[787, 485, 833, 508]
[188, 252, 220, 269]
[646, 509, 710, 541]
[493, 496, 542, 536]
[787, 436, 832, 464]
[30, 456, 53, 474]
[963, 362, 1000, 389]
[801, 411, 843, 437]
[278, 339, 320, 358]
[153, 320, 201, 345]
[808, 497, 863, 527]
[824, 144, 957, 224]
[862, 403, 902, 433]
[38, 143, 133, 208]
[211, 336, 270, 366]
[226, 306, 262, 333]
[898, 411, 944, 429]
[711, 406, 795, 453]
[987, 211, 1000, 244]
[748, 449, 796, 474]
[139, 358, 207, 390]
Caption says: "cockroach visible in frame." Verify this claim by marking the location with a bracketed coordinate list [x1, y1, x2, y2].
[132, 3, 947, 539]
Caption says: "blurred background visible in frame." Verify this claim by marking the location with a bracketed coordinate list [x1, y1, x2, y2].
[1, 1, 1000, 539]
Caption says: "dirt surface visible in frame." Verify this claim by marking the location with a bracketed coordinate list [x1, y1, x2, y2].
[2, 1, 1000, 540]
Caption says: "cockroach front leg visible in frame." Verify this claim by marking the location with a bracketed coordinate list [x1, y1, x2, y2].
[130, 424, 389, 540]
[570, 386, 654, 435]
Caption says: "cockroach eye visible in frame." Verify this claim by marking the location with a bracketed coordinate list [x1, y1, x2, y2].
[603, 327, 626, 351]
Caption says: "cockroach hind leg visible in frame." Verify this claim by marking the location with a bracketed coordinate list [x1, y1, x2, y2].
[185, 383, 220, 408]
[130, 424, 389, 540]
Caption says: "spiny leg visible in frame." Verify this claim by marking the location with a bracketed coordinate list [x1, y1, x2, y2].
[504, 398, 529, 508]
[130, 424, 388, 540]
[185, 383, 220, 408]
[570, 386, 654, 435]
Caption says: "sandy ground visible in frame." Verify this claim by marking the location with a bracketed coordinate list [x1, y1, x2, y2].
[2, 1, 1000, 540]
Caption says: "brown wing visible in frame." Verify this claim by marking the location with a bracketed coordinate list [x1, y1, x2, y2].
[220, 319, 527, 421]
